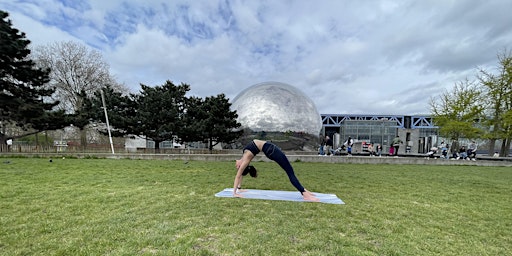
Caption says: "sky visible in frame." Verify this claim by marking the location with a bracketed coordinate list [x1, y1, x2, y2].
[1, 0, 511, 115]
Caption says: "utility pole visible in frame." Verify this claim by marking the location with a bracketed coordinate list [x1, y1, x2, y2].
[100, 89, 115, 154]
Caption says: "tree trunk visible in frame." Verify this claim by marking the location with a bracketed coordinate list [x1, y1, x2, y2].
[488, 138, 496, 156]
[35, 132, 39, 151]
[506, 139, 511, 157]
[80, 128, 87, 152]
[154, 140, 161, 154]
[0, 136, 6, 152]
[45, 131, 49, 151]
[500, 138, 510, 157]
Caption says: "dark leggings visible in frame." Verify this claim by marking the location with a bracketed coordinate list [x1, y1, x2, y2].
[262, 142, 305, 193]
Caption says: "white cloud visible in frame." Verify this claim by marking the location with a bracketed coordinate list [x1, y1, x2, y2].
[1, 11, 77, 47]
[2, 0, 512, 115]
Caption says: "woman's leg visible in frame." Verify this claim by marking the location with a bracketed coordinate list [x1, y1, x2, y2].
[263, 143, 305, 193]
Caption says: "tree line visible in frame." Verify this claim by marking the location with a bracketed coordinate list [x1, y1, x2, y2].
[83, 83, 242, 151]
[0, 10, 241, 152]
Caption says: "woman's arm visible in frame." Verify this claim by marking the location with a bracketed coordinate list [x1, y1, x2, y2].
[233, 174, 244, 197]
[233, 158, 250, 197]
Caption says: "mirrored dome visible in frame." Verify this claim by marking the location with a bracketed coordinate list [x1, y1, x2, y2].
[231, 82, 322, 136]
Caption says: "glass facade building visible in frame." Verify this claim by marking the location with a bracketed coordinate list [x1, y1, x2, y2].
[338, 120, 398, 147]
[321, 114, 439, 154]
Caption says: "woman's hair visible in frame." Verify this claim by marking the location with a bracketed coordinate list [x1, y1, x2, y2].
[242, 165, 258, 178]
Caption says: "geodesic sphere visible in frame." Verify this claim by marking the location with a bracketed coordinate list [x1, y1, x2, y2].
[231, 82, 322, 136]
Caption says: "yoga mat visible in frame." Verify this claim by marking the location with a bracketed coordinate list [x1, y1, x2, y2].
[215, 188, 345, 204]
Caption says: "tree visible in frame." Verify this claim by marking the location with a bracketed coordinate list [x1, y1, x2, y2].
[181, 96, 206, 143]
[477, 49, 512, 156]
[182, 94, 242, 151]
[429, 79, 485, 141]
[32, 41, 126, 149]
[98, 81, 242, 152]
[32, 41, 122, 112]
[101, 81, 189, 153]
[135, 81, 188, 152]
[84, 85, 137, 136]
[0, 10, 68, 148]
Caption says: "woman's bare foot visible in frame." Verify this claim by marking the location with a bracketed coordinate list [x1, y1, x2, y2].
[302, 190, 320, 202]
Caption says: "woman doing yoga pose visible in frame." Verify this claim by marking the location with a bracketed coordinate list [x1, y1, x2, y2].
[233, 139, 319, 202]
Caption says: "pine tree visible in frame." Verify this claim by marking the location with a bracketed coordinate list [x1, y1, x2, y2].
[182, 94, 242, 151]
[0, 10, 66, 146]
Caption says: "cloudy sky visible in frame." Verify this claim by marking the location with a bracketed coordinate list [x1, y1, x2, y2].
[1, 0, 511, 115]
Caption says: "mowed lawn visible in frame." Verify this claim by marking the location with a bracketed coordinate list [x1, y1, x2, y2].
[0, 157, 511, 256]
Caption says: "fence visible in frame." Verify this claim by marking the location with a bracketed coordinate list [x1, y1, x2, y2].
[0, 143, 234, 155]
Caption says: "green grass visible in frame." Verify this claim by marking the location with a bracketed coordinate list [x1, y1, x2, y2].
[0, 158, 511, 256]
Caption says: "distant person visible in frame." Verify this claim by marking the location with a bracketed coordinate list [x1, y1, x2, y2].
[439, 140, 446, 149]
[467, 140, 478, 161]
[318, 137, 326, 156]
[376, 144, 383, 157]
[450, 139, 459, 159]
[367, 143, 375, 156]
[391, 135, 403, 156]
[233, 139, 318, 201]
[325, 135, 334, 156]
[426, 146, 438, 158]
[457, 145, 467, 160]
[440, 141, 448, 159]
[344, 136, 354, 155]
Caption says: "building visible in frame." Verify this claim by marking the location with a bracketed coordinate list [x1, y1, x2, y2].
[321, 114, 438, 154]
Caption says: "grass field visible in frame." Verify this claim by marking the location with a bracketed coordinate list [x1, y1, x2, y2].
[1, 157, 511, 256]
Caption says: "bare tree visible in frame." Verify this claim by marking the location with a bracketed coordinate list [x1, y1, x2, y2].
[32, 41, 125, 112]
[31, 41, 127, 149]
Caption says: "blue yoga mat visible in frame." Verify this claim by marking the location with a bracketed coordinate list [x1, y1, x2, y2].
[215, 188, 345, 204]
